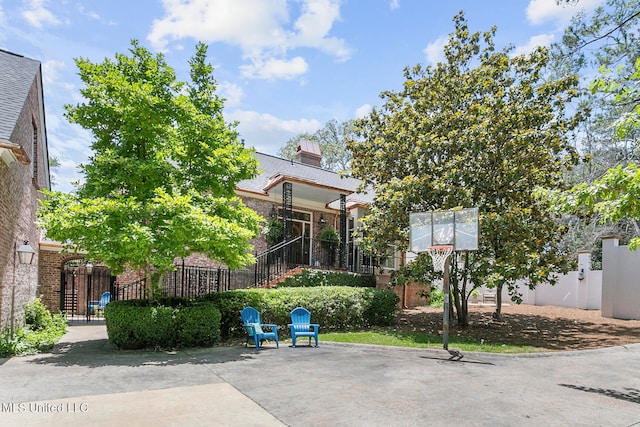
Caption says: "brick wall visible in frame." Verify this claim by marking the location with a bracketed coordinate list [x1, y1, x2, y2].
[37, 251, 87, 313]
[377, 274, 428, 309]
[0, 73, 47, 330]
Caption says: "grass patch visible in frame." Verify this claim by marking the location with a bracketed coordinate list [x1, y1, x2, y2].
[319, 331, 545, 354]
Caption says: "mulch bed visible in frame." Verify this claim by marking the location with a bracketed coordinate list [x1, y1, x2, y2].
[391, 304, 640, 351]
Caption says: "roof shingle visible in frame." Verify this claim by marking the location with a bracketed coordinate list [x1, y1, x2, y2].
[0, 49, 41, 142]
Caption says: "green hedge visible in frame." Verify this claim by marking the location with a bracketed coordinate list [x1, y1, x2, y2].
[105, 298, 221, 350]
[201, 286, 399, 338]
[105, 286, 399, 349]
[278, 269, 376, 288]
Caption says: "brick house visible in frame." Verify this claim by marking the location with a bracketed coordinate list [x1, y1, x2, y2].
[182, 143, 385, 272]
[0, 49, 51, 330]
[180, 142, 422, 306]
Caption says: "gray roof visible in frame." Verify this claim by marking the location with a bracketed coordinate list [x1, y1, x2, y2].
[238, 152, 374, 207]
[0, 49, 41, 142]
[240, 152, 361, 194]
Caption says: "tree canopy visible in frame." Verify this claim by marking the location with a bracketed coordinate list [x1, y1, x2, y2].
[547, 55, 640, 249]
[38, 41, 261, 291]
[278, 118, 354, 172]
[547, 0, 640, 258]
[347, 12, 584, 322]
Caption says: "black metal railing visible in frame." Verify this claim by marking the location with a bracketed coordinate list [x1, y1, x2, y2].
[253, 237, 376, 286]
[114, 266, 234, 301]
[112, 239, 377, 299]
[163, 265, 231, 297]
[254, 236, 304, 286]
[114, 277, 147, 301]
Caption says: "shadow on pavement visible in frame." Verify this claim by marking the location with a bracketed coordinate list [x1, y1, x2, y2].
[559, 384, 640, 404]
[26, 336, 263, 369]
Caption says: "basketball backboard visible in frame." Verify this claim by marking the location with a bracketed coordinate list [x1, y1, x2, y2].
[409, 208, 479, 252]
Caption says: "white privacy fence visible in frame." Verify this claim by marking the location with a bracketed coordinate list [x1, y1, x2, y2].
[475, 237, 639, 320]
[516, 251, 602, 310]
[601, 237, 640, 320]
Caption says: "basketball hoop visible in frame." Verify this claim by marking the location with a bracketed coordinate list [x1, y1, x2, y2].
[426, 245, 454, 273]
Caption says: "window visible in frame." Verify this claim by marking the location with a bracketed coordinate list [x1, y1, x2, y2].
[379, 245, 397, 270]
[31, 121, 38, 179]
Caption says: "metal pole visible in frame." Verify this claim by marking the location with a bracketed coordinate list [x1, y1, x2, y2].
[86, 274, 92, 323]
[442, 255, 450, 351]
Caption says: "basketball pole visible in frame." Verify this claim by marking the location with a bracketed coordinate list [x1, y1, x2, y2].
[442, 254, 450, 351]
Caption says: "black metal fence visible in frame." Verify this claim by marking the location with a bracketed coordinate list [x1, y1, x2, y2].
[112, 239, 377, 299]
[113, 265, 240, 301]
[253, 237, 375, 286]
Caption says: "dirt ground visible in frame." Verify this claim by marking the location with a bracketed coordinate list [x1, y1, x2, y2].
[393, 303, 640, 351]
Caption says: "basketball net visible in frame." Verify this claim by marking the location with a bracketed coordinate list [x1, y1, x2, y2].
[426, 245, 454, 273]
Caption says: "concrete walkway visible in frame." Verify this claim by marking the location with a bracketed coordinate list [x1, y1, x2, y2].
[1, 325, 639, 426]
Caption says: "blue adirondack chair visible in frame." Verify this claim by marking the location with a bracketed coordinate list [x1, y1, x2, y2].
[240, 306, 279, 350]
[98, 291, 111, 310]
[288, 307, 319, 347]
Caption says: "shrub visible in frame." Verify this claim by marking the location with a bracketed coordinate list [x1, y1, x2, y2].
[429, 288, 444, 308]
[105, 298, 221, 350]
[174, 303, 221, 348]
[0, 298, 67, 357]
[263, 219, 283, 246]
[209, 286, 399, 337]
[279, 269, 375, 288]
[318, 227, 340, 264]
[200, 291, 264, 339]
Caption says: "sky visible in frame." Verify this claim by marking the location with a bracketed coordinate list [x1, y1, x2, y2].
[1, 0, 605, 193]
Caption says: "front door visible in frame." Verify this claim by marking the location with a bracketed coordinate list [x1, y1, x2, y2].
[291, 219, 311, 265]
[278, 209, 312, 266]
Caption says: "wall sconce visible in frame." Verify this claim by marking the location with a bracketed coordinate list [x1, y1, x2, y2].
[270, 204, 277, 220]
[318, 214, 326, 225]
[16, 240, 35, 265]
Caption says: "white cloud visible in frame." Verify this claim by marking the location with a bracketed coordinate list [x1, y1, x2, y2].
[288, 0, 351, 61]
[148, 0, 289, 51]
[46, 118, 93, 192]
[76, 5, 100, 20]
[240, 56, 309, 80]
[41, 59, 65, 86]
[218, 81, 244, 107]
[389, 0, 400, 10]
[227, 109, 322, 153]
[21, 0, 61, 29]
[355, 104, 371, 119]
[148, 0, 349, 80]
[513, 33, 555, 56]
[423, 36, 447, 66]
[526, 0, 605, 26]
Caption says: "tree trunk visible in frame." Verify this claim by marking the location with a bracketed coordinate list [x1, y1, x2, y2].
[493, 283, 504, 320]
[453, 252, 470, 327]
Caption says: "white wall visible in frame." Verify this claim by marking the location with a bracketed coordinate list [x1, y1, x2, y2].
[420, 241, 639, 320]
[602, 237, 640, 320]
[477, 251, 603, 311]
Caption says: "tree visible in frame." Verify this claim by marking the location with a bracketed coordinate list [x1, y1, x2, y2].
[547, 58, 640, 247]
[278, 118, 354, 172]
[37, 41, 262, 295]
[549, 0, 640, 258]
[347, 12, 584, 324]
[48, 156, 60, 188]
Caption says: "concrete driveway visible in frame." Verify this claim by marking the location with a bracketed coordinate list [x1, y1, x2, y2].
[0, 325, 638, 426]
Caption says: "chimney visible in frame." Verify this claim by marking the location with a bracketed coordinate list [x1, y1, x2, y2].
[296, 139, 322, 167]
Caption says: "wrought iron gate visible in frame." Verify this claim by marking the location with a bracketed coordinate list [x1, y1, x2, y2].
[60, 264, 115, 321]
